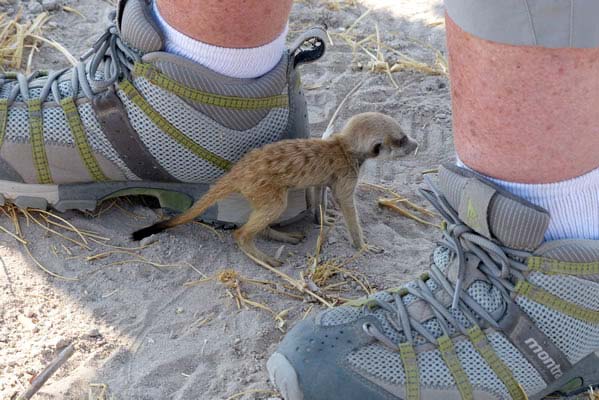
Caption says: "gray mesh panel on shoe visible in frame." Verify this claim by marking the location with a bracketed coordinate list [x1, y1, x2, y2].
[0, 82, 16, 99]
[58, 80, 74, 99]
[78, 102, 138, 180]
[347, 344, 406, 385]
[516, 296, 599, 364]
[43, 106, 73, 146]
[419, 349, 455, 388]
[117, 87, 224, 182]
[12, 87, 43, 103]
[455, 339, 508, 398]
[468, 281, 503, 315]
[433, 246, 451, 271]
[348, 340, 525, 396]
[129, 77, 289, 182]
[319, 307, 361, 327]
[528, 272, 599, 310]
[487, 332, 546, 395]
[5, 107, 29, 143]
[348, 346, 461, 390]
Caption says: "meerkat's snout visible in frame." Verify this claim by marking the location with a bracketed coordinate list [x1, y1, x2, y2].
[392, 134, 418, 157]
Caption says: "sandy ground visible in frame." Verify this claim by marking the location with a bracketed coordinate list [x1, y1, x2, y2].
[0, 0, 454, 398]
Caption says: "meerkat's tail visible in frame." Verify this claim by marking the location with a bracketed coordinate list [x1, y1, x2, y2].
[132, 179, 235, 241]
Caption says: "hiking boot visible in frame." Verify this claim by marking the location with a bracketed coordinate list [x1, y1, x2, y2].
[268, 164, 599, 400]
[0, 0, 326, 224]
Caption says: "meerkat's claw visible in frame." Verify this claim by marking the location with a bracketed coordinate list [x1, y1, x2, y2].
[323, 214, 337, 226]
[286, 231, 306, 240]
[265, 256, 284, 268]
[264, 228, 305, 244]
[363, 244, 385, 254]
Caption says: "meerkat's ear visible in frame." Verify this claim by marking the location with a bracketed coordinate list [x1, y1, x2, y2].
[371, 142, 383, 156]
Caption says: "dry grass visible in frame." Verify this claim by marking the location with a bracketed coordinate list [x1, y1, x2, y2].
[184, 269, 294, 332]
[328, 7, 448, 91]
[0, 9, 77, 73]
[0, 202, 201, 281]
[589, 388, 599, 400]
[88, 383, 116, 400]
[360, 182, 441, 228]
[0, 11, 49, 72]
[225, 388, 280, 400]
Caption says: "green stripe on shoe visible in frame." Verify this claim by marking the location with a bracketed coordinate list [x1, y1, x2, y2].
[0, 99, 7, 148]
[60, 98, 108, 182]
[437, 336, 473, 400]
[28, 99, 53, 184]
[133, 63, 289, 110]
[528, 256, 599, 276]
[398, 342, 420, 400]
[118, 80, 232, 171]
[467, 326, 527, 400]
[515, 281, 599, 323]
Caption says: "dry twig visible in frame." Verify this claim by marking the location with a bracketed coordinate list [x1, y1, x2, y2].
[17, 343, 75, 400]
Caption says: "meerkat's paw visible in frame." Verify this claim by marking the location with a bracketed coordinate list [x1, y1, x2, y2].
[264, 228, 305, 245]
[363, 243, 385, 254]
[320, 211, 338, 227]
[285, 231, 306, 241]
[267, 257, 284, 268]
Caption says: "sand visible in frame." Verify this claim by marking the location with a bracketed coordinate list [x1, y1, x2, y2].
[0, 0, 453, 398]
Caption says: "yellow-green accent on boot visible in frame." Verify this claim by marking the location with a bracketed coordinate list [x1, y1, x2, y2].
[515, 281, 599, 323]
[467, 326, 527, 400]
[60, 97, 108, 182]
[133, 63, 289, 110]
[28, 99, 53, 184]
[118, 80, 232, 171]
[438, 335, 473, 400]
[399, 342, 420, 400]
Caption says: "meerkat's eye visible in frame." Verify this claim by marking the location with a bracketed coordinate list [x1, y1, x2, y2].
[372, 142, 382, 156]
[398, 136, 408, 146]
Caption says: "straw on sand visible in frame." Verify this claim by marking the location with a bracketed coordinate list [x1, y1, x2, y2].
[331, 6, 449, 92]
[0, 11, 48, 70]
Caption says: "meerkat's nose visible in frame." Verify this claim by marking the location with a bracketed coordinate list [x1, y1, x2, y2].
[405, 136, 419, 155]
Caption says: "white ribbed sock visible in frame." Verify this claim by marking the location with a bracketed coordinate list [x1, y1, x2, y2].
[457, 159, 599, 241]
[151, 2, 287, 79]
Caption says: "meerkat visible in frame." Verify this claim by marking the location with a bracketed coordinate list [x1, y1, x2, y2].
[132, 112, 417, 267]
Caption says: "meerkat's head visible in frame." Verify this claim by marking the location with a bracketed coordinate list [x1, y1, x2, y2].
[338, 112, 418, 161]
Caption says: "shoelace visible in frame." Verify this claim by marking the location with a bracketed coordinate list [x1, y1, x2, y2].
[0, 13, 139, 106]
[363, 175, 532, 350]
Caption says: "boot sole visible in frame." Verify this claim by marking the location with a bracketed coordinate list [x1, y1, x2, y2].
[267, 351, 599, 400]
[0, 179, 322, 226]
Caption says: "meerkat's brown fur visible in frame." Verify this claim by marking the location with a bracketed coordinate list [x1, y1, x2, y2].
[132, 112, 417, 267]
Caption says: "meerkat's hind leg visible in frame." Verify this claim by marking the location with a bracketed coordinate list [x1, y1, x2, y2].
[234, 190, 288, 267]
[263, 228, 305, 244]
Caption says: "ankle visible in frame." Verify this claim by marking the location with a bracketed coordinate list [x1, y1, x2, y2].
[151, 1, 288, 79]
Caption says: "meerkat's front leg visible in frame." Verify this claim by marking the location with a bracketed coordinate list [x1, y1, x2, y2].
[332, 180, 384, 254]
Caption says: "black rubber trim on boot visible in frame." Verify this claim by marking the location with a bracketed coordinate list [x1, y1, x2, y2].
[290, 26, 327, 67]
[531, 352, 599, 400]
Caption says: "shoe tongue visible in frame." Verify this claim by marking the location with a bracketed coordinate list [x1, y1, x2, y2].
[438, 164, 550, 251]
[116, 0, 163, 53]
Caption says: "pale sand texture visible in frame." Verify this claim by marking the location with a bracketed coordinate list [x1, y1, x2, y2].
[0, 0, 452, 398]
